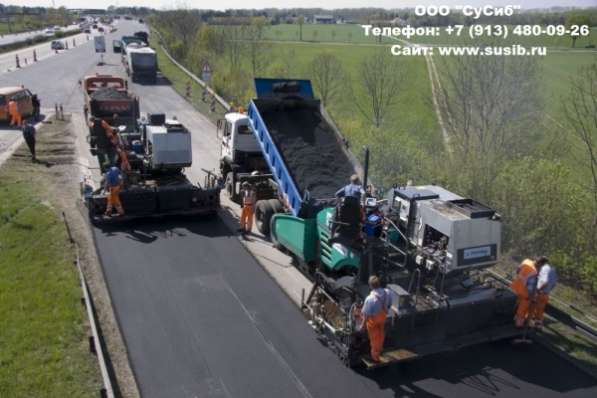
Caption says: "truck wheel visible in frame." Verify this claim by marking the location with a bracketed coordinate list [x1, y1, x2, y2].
[255, 200, 274, 235]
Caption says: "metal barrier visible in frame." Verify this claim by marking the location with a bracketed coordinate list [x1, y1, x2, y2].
[63, 213, 116, 398]
[488, 270, 597, 341]
[151, 28, 231, 112]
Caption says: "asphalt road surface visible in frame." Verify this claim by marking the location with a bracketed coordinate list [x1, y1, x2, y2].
[2, 20, 595, 398]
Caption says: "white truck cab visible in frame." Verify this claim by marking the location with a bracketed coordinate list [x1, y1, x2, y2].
[218, 112, 264, 175]
[217, 111, 272, 204]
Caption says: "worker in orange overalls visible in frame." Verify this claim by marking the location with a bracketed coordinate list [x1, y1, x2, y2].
[510, 258, 538, 328]
[238, 181, 256, 235]
[104, 166, 125, 217]
[532, 256, 558, 329]
[8, 99, 22, 126]
[359, 276, 392, 362]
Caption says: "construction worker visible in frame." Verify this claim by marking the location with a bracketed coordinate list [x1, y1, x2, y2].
[336, 174, 364, 200]
[8, 98, 22, 127]
[510, 258, 538, 328]
[104, 166, 125, 217]
[31, 94, 41, 121]
[239, 181, 256, 235]
[532, 256, 558, 329]
[359, 276, 392, 362]
[21, 120, 36, 162]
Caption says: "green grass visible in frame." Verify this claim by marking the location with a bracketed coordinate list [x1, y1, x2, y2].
[263, 23, 597, 49]
[408, 26, 597, 49]
[541, 320, 597, 378]
[0, 121, 100, 397]
[264, 23, 395, 44]
[539, 52, 597, 116]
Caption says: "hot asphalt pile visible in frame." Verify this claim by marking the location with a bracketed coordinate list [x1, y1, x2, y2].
[259, 102, 356, 199]
[90, 87, 129, 100]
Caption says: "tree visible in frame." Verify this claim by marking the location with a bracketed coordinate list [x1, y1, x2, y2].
[297, 15, 304, 41]
[245, 17, 269, 76]
[565, 13, 591, 48]
[353, 50, 403, 128]
[309, 52, 344, 106]
[223, 25, 245, 71]
[564, 61, 597, 248]
[435, 51, 542, 199]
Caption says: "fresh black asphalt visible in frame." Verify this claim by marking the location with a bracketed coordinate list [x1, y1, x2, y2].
[93, 217, 597, 398]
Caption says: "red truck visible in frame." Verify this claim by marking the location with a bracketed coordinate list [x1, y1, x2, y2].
[81, 74, 139, 172]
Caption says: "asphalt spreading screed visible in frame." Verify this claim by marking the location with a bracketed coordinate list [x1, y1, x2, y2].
[259, 102, 356, 200]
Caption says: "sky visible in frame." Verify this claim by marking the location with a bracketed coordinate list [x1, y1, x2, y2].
[11, 0, 597, 10]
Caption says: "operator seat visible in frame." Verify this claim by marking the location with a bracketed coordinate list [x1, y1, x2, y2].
[330, 196, 362, 245]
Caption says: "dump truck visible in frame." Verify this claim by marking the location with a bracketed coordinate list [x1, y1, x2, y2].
[120, 35, 145, 52]
[134, 31, 149, 44]
[220, 78, 519, 368]
[125, 45, 157, 83]
[82, 74, 139, 171]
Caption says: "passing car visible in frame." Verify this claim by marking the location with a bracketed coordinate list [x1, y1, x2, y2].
[51, 40, 65, 50]
[112, 40, 122, 53]
[43, 29, 55, 37]
[84, 28, 91, 34]
[0, 87, 34, 123]
[92, 24, 98, 29]
[98, 26, 105, 32]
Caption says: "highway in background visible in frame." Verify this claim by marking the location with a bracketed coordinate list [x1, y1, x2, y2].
[1, 20, 595, 398]
[0, 23, 80, 46]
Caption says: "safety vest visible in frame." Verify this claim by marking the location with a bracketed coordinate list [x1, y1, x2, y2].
[8, 100, 17, 114]
[510, 259, 537, 297]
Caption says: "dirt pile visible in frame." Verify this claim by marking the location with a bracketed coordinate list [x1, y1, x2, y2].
[259, 102, 356, 199]
[90, 87, 130, 100]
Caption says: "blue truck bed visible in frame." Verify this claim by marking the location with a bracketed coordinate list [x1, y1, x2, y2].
[247, 78, 359, 217]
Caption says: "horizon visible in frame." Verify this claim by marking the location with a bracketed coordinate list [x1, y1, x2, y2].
[7, 1, 597, 11]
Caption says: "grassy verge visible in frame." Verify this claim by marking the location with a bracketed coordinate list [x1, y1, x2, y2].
[0, 118, 101, 397]
[541, 319, 597, 378]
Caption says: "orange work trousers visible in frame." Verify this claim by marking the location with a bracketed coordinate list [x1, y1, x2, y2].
[240, 204, 254, 232]
[514, 294, 532, 327]
[532, 292, 549, 322]
[366, 310, 387, 361]
[10, 111, 22, 126]
[106, 186, 124, 215]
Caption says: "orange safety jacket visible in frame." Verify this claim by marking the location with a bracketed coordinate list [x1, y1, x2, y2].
[8, 100, 18, 114]
[510, 259, 537, 298]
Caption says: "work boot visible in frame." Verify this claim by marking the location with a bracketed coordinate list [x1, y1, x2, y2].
[534, 320, 543, 330]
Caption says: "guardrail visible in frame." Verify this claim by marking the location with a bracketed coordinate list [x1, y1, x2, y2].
[151, 28, 231, 112]
[63, 213, 116, 398]
[488, 270, 597, 341]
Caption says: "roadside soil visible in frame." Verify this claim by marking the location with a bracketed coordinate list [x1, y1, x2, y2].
[7, 115, 140, 398]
